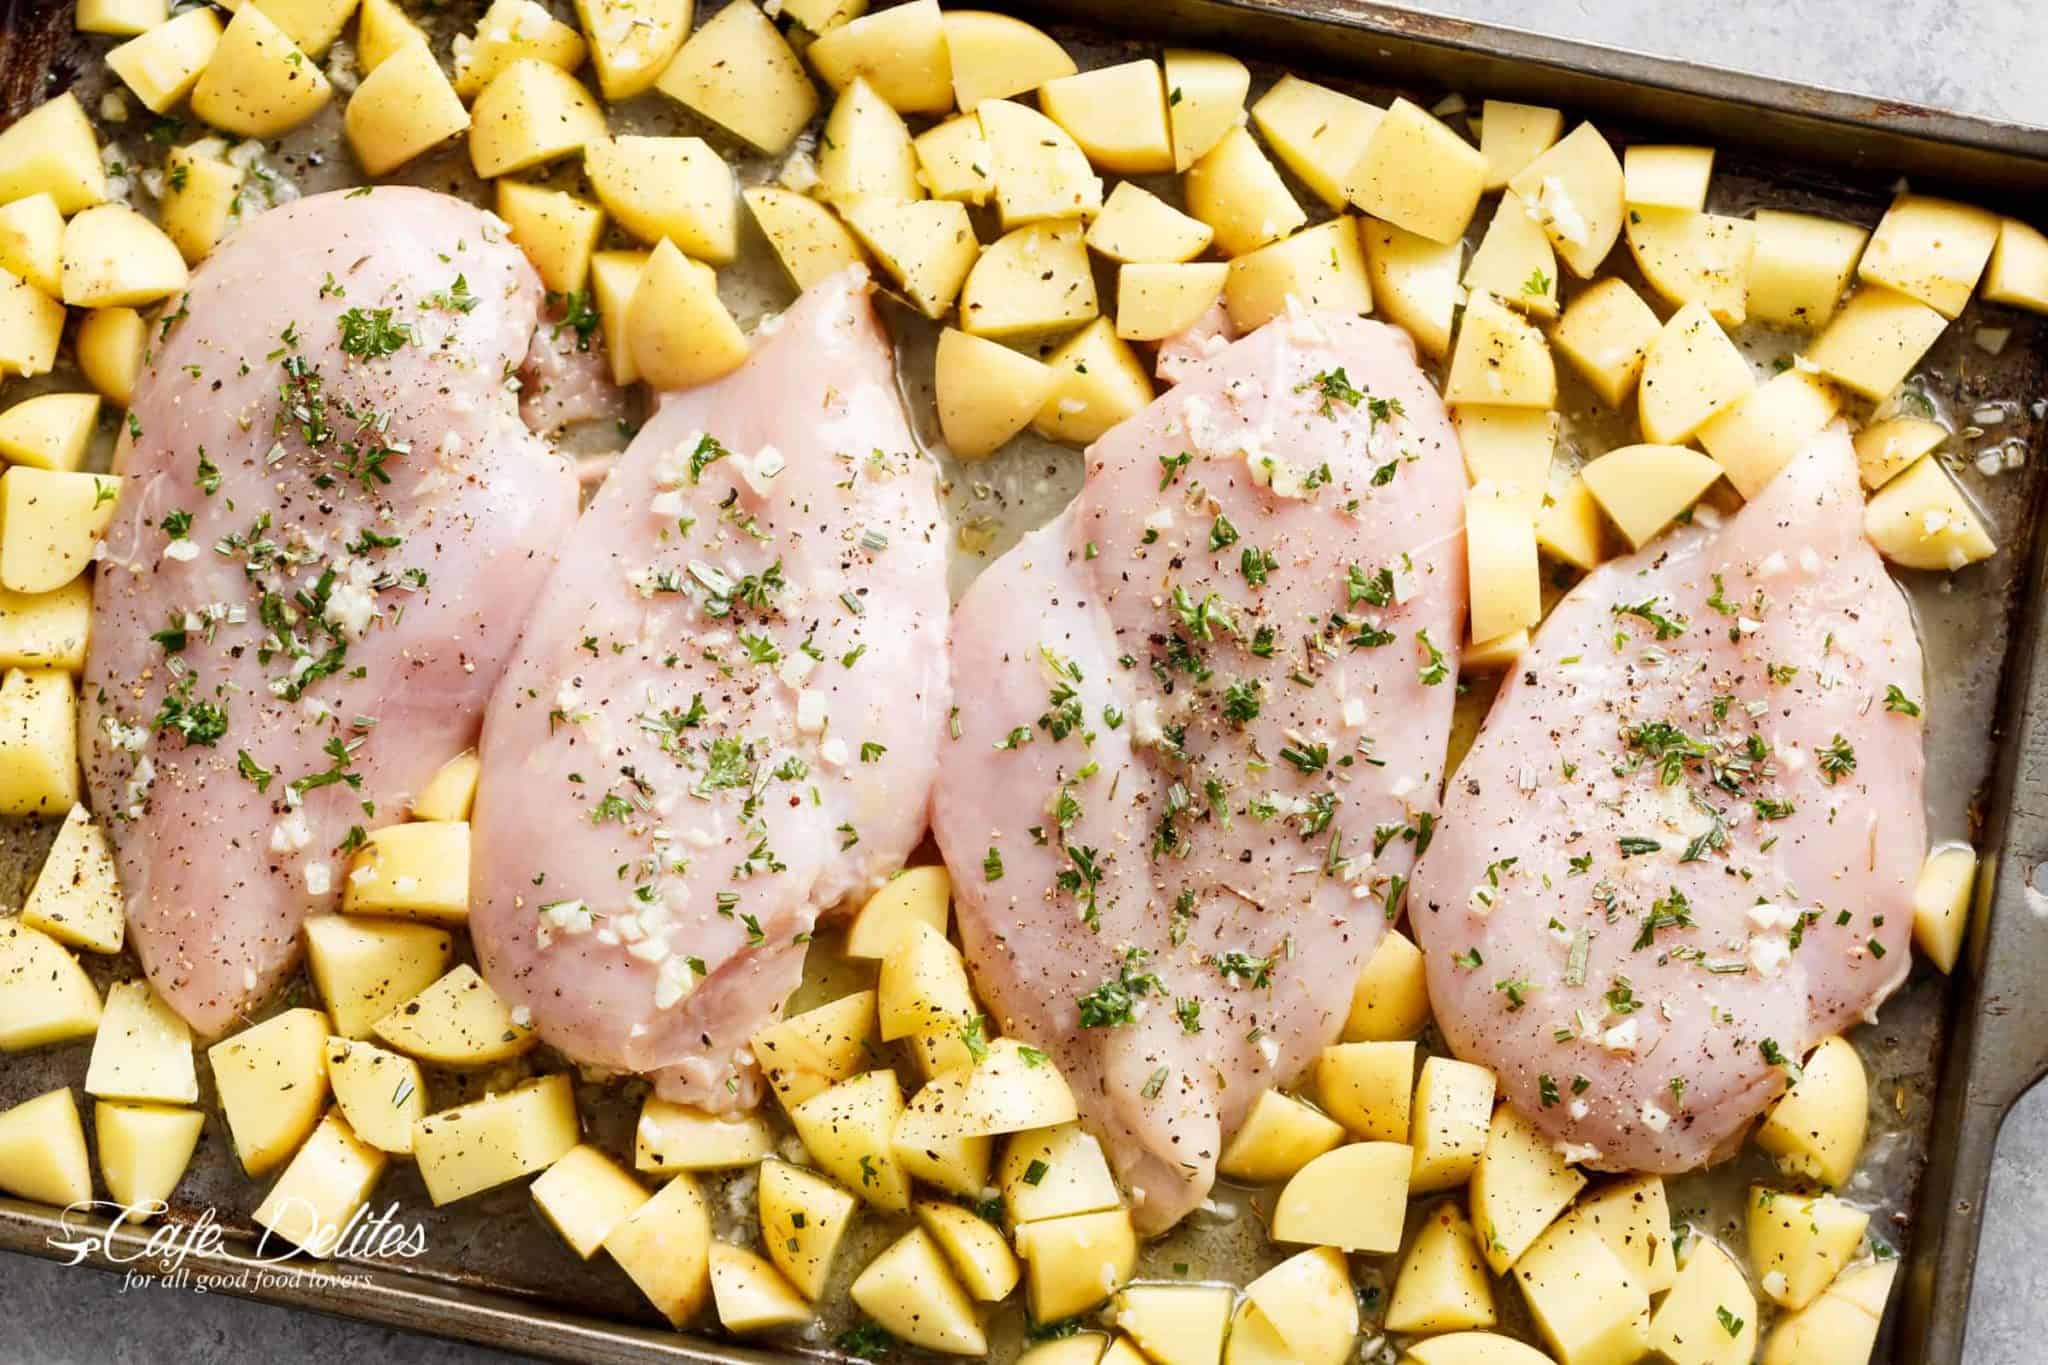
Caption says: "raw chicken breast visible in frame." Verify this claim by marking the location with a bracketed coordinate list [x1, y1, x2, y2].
[1412, 428, 1924, 1172]
[934, 314, 1466, 1232]
[468, 269, 949, 1108]
[82, 187, 580, 1035]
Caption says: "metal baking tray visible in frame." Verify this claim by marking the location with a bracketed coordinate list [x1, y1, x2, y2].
[3, 1, 2047, 1362]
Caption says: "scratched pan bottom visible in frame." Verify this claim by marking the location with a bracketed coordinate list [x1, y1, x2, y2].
[4, 1, 2048, 1363]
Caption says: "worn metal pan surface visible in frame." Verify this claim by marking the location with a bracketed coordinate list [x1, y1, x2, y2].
[2, 2, 2046, 1362]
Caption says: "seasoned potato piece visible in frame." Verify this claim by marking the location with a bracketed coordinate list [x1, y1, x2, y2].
[635, 1098, 774, 1175]
[847, 865, 951, 958]
[1465, 191, 1559, 319]
[853, 1227, 988, 1355]
[1223, 1300, 1296, 1365]
[1466, 486, 1543, 642]
[467, 58, 603, 178]
[843, 198, 980, 320]
[0, 920, 101, 1050]
[0, 393, 97, 474]
[0, 272, 66, 378]
[1696, 368, 1840, 498]
[1507, 122, 1625, 278]
[1216, 1089, 1345, 1183]
[941, 9, 1074, 113]
[95, 1101, 203, 1216]
[411, 749, 481, 822]
[1040, 59, 1172, 175]
[531, 1144, 648, 1259]
[709, 1242, 812, 1333]
[1513, 1214, 1653, 1365]
[916, 1199, 1018, 1299]
[343, 820, 470, 921]
[891, 1071, 993, 1196]
[1983, 217, 2048, 313]
[913, 116, 994, 205]
[575, 0, 689, 102]
[1623, 144, 1714, 211]
[1806, 285, 1949, 401]
[1747, 1186, 1867, 1310]
[1454, 407, 1556, 516]
[1858, 192, 2000, 318]
[1315, 1040, 1415, 1142]
[1409, 1055, 1496, 1192]
[0, 667, 78, 817]
[324, 1036, 426, 1153]
[959, 221, 1098, 340]
[1085, 182, 1212, 264]
[790, 1069, 911, 1212]
[355, 0, 427, 72]
[1464, 629, 1529, 672]
[105, 7, 223, 113]
[1912, 844, 1976, 972]
[1020, 1337, 1114, 1365]
[751, 989, 878, 1108]
[0, 92, 105, 214]
[1747, 208, 1869, 329]
[1406, 1336, 1556, 1365]
[1164, 50, 1249, 171]
[760, 1158, 857, 1299]
[1032, 318, 1153, 446]
[1638, 301, 1753, 444]
[1759, 1259, 1895, 1365]
[85, 979, 196, 1105]
[877, 917, 976, 1046]
[818, 76, 920, 206]
[344, 42, 470, 176]
[1184, 125, 1304, 257]
[162, 143, 244, 266]
[807, 0, 952, 115]
[0, 1089, 91, 1207]
[1572, 1174, 1677, 1294]
[934, 329, 1057, 460]
[656, 1, 814, 156]
[960, 1037, 1078, 1136]
[1852, 415, 1946, 491]
[1222, 218, 1371, 333]
[1862, 454, 1995, 570]
[1117, 1283, 1232, 1365]
[626, 240, 748, 391]
[780, 0, 864, 33]
[1387, 1201, 1496, 1334]
[20, 803, 121, 951]
[1342, 926, 1430, 1042]
[449, 0, 583, 99]
[209, 1007, 330, 1176]
[980, 97, 1102, 227]
[1445, 291, 1554, 408]
[77, 0, 165, 36]
[190, 4, 331, 139]
[1551, 276, 1660, 408]
[1470, 1101, 1585, 1271]
[303, 914, 453, 1039]
[76, 307, 146, 404]
[1360, 217, 1460, 359]
[374, 963, 535, 1067]
[585, 136, 735, 264]
[1478, 100, 1562, 190]
[604, 1174, 713, 1326]
[1581, 443, 1724, 548]
[1250, 74, 1382, 211]
[253, 1110, 387, 1256]
[1271, 1141, 1411, 1252]
[60, 205, 186, 308]
[1349, 97, 1487, 244]
[1627, 209, 1756, 324]
[1002, 1121, 1119, 1223]
[1756, 1035, 1868, 1187]
[1242, 1247, 1357, 1365]
[744, 188, 866, 293]
[1014, 1208, 1137, 1321]
[0, 194, 63, 297]
[413, 1074, 580, 1206]
[239, 0, 356, 58]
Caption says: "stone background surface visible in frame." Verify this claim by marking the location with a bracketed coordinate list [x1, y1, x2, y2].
[5, 1, 2044, 1361]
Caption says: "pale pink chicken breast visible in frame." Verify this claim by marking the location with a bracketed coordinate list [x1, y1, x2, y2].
[468, 269, 949, 1108]
[1411, 428, 1924, 1171]
[82, 187, 580, 1035]
[934, 315, 1466, 1232]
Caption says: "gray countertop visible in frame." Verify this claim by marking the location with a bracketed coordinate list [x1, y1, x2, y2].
[5, 2, 2045, 1362]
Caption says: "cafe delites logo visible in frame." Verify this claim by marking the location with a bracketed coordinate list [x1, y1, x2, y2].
[48, 1198, 428, 1293]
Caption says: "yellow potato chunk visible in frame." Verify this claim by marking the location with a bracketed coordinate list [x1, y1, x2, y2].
[0, 667, 77, 817]
[0, 92, 106, 214]
[1478, 100, 1562, 190]
[1387, 1201, 1496, 1334]
[0, 272, 66, 378]
[1852, 414, 1946, 491]
[242, 0, 358, 58]
[913, 115, 994, 204]
[1453, 407, 1556, 516]
[941, 9, 1074, 114]
[1983, 216, 2048, 313]
[0, 193, 63, 298]
[1357, 217, 1459, 360]
[1581, 442, 1724, 548]
[916, 1200, 1019, 1301]
[374, 962, 536, 1067]
[343, 820, 470, 921]
[586, 135, 736, 263]
[1223, 1299, 1297, 1365]
[355, 0, 427, 73]
[162, 143, 244, 266]
[1759, 1259, 1895, 1365]
[892, 1071, 992, 1197]
[1572, 1174, 1677, 1294]
[840, 198, 979, 321]
[467, 59, 604, 179]
[1861, 454, 1994, 570]
[980, 97, 1102, 228]
[76, 307, 146, 405]
[1164, 49, 1248, 172]
[1445, 291, 1555, 408]
[847, 865, 951, 959]
[209, 1006, 331, 1176]
[959, 220, 1098, 340]
[302, 913, 453, 1039]
[709, 1241, 812, 1333]
[1858, 192, 2000, 318]
[323, 1036, 426, 1153]
[1114, 1283, 1230, 1363]
[1747, 1186, 1867, 1310]
[1697, 368, 1840, 499]
[344, 41, 469, 176]
[1464, 629, 1529, 672]
[60, 205, 186, 308]
[743, 187, 866, 293]
[807, 0, 952, 115]
[1185, 125, 1303, 257]
[21, 803, 122, 952]
[960, 1036, 1078, 1137]
[0, 920, 101, 1050]
[1806, 285, 1949, 402]
[626, 240, 748, 392]
[0, 394, 96, 475]
[1242, 1246, 1358, 1365]
[1465, 191, 1559, 318]
[1348, 96, 1486, 244]
[95, 1101, 203, 1216]
[1315, 1040, 1415, 1142]
[790, 1068, 911, 1212]
[1409, 1055, 1497, 1193]
[1627, 208, 1756, 324]
[1407, 1334, 1557, 1365]
[934, 328, 1056, 461]
[449, 0, 584, 98]
[1912, 844, 1976, 972]
[877, 916, 975, 1044]
[603, 1173, 712, 1326]
[751, 988, 877, 1108]
[636, 1097, 775, 1174]
[0, 1089, 92, 1207]
[1513, 1214, 1653, 1365]
[85, 979, 196, 1105]
[1551, 276, 1661, 408]
[1756, 1035, 1867, 1188]
[1216, 1089, 1345, 1183]
[1014, 1208, 1137, 1322]
[1343, 926, 1430, 1042]
[1271, 1141, 1411, 1252]
[1001, 1121, 1119, 1223]
[1507, 121, 1625, 278]
[1470, 1101, 1584, 1271]
[818, 77, 919, 206]
[1021, 1338, 1114, 1365]
[531, 1143, 649, 1259]
[1638, 301, 1753, 444]
[410, 749, 481, 822]
[1249, 75, 1381, 212]
[759, 1158, 857, 1299]
[575, 0, 689, 102]
[853, 1226, 988, 1355]
[105, 7, 223, 113]
[1624, 144, 1714, 211]
[78, 0, 166, 36]
[1466, 486, 1542, 642]
[1039, 59, 1172, 174]
[1747, 208, 1869, 329]
[1222, 217, 1371, 333]
[190, 4, 332, 139]
[1032, 318, 1154, 446]
[413, 1073, 580, 1206]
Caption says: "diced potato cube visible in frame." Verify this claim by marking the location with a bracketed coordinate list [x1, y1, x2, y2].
[1572, 1175, 1677, 1294]
[0, 1089, 92, 1207]
[1032, 318, 1154, 446]
[1002, 1121, 1119, 1224]
[636, 1096, 774, 1174]
[190, 4, 332, 139]
[1747, 208, 1869, 329]
[77, 0, 166, 36]
[657, 1, 816, 156]
[323, 1036, 426, 1153]
[853, 1226, 989, 1355]
[252, 1112, 386, 1254]
[0, 578, 90, 679]
[467, 59, 604, 179]
[1216, 1089, 1345, 1183]
[626, 239, 748, 392]
[1858, 192, 2000, 318]
[1852, 415, 1946, 491]
[1315, 1040, 1415, 1142]
[85, 979, 196, 1105]
[95, 1101, 203, 1216]
[0, 394, 98, 474]
[1912, 844, 1976, 972]
[1114, 1283, 1233, 1364]
[1121, 262, 1229, 341]
[847, 865, 951, 959]
[913, 115, 994, 205]
[575, 0, 689, 102]
[1360, 217, 1460, 359]
[1349, 97, 1486, 244]
[1638, 301, 1753, 444]
[1465, 191, 1559, 319]
[0, 93, 106, 214]
[356, 0, 428, 73]
[0, 468, 119, 595]
[1624, 144, 1714, 211]
[1513, 1214, 1652, 1365]
[1861, 454, 1994, 570]
[498, 181, 607, 294]
[959, 220, 1099, 340]
[303, 913, 453, 1039]
[1242, 1246, 1358, 1365]
[20, 804, 121, 951]
[1406, 1335, 1560, 1365]
[1581, 442, 1724, 548]
[0, 667, 78, 817]
[413, 1073, 581, 1205]
[531, 1143, 649, 1258]
[0, 921, 100, 1049]
[751, 989, 877, 1108]
[1040, 59, 1172, 175]
[1551, 276, 1660, 409]
[790, 1068, 911, 1212]
[807, 0, 952, 115]
[1446, 291, 1555, 408]
[981, 97, 1102, 228]
[373, 962, 536, 1067]
[1478, 100, 1562, 190]
[1223, 1299, 1298, 1365]
[1507, 122, 1626, 278]
[61, 204, 187, 308]
[1387, 1201, 1496, 1334]
[449, 0, 584, 98]
[877, 917, 976, 1048]
[1756, 1035, 1868, 1188]
[1470, 1101, 1585, 1271]
[1185, 125, 1303, 257]
[105, 8, 223, 113]
[1409, 1056, 1497, 1193]
[1627, 208, 1756, 324]
[709, 1241, 813, 1333]
[1697, 368, 1840, 498]
[818, 77, 920, 206]
[241, 0, 357, 57]
[1271, 1141, 1411, 1252]
[1758, 1260, 1895, 1365]
[1222, 217, 1371, 333]
[1983, 216, 2048, 313]
[1344, 928, 1430, 1042]
[410, 749, 480, 822]
[1250, 75, 1381, 212]
[341, 820, 470, 922]
[162, 144, 245, 266]
[840, 197, 979, 320]
[959, 1036, 1078, 1137]
[941, 8, 1073, 113]
[209, 1006, 330, 1176]
[76, 308, 146, 407]
[1164, 49, 1248, 172]
[1465, 487, 1542, 642]
[1453, 407, 1556, 517]
[0, 193, 63, 298]
[916, 1200, 1020, 1301]
[0, 272, 67, 378]
[892, 1071, 992, 1196]
[603, 1173, 712, 1326]
[344, 41, 469, 176]
[1806, 285, 1949, 401]
[759, 1157, 857, 1299]
[1015, 1208, 1136, 1322]
[1464, 629, 1529, 671]
[1747, 1186, 1867, 1310]
[586, 135, 736, 264]
[935, 328, 1057, 461]
[1024, 1337, 1116, 1365]
[743, 187, 866, 293]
